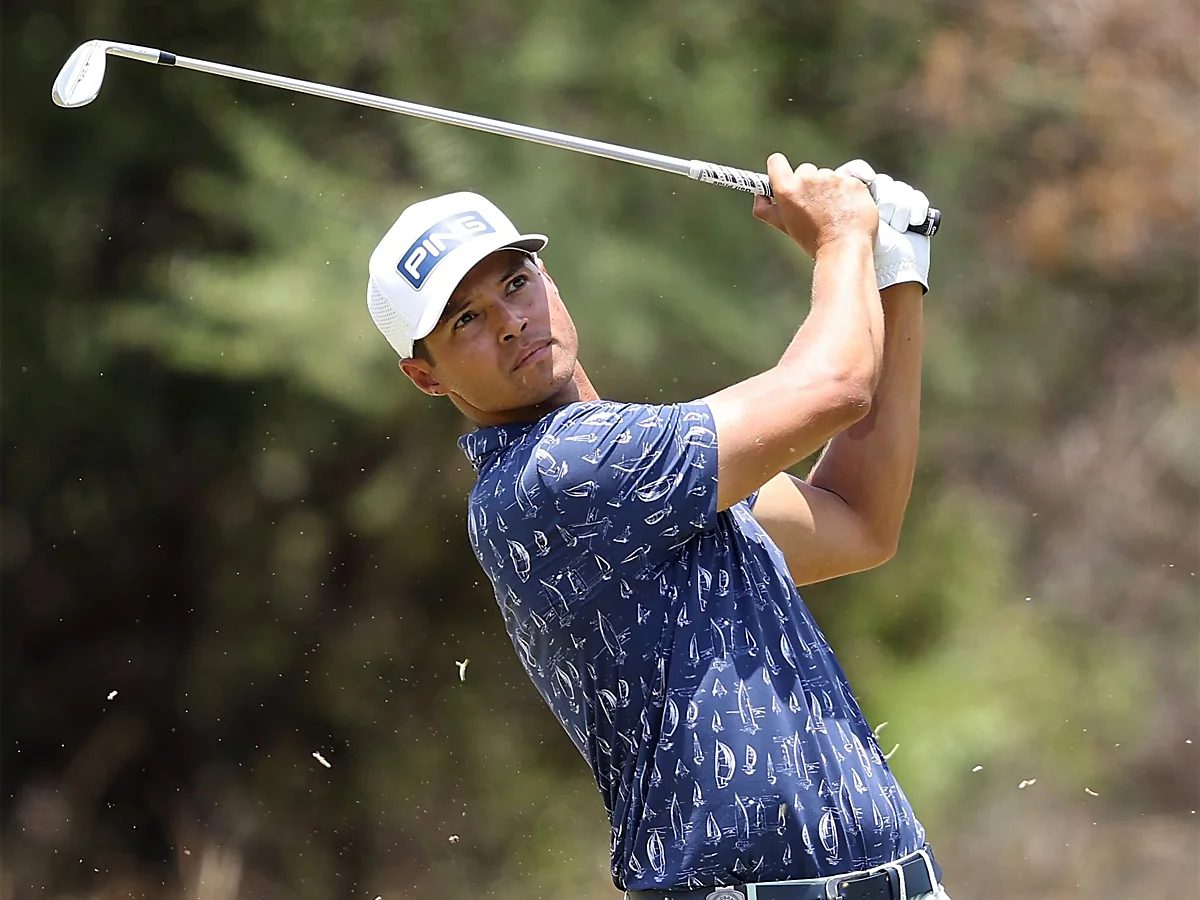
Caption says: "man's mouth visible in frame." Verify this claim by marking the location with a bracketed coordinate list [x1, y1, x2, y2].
[513, 339, 552, 370]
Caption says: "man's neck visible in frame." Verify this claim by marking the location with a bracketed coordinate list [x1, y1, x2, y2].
[459, 365, 600, 429]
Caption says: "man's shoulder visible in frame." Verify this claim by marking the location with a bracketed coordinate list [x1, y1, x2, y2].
[471, 399, 711, 466]
[545, 398, 715, 440]
[465, 396, 719, 538]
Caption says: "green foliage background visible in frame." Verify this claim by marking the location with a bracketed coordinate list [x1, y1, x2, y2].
[2, 0, 1197, 897]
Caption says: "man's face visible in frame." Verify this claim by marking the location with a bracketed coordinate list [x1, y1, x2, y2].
[400, 249, 580, 419]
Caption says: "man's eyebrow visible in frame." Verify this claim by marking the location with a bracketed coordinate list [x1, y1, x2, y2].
[437, 295, 468, 327]
[437, 257, 530, 328]
[498, 256, 529, 283]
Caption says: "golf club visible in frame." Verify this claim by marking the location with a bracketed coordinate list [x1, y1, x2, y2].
[52, 39, 941, 236]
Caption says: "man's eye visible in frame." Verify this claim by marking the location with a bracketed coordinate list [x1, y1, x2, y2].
[506, 275, 527, 294]
[454, 311, 477, 329]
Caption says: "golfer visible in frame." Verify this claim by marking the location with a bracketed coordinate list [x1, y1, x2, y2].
[366, 153, 949, 900]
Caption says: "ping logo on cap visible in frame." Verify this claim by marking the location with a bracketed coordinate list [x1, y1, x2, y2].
[398, 211, 497, 290]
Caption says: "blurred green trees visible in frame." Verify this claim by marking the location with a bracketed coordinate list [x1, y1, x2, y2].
[3, 0, 1196, 897]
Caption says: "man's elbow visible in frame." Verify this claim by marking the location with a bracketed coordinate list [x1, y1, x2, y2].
[865, 531, 900, 569]
[813, 371, 874, 434]
[771, 354, 875, 431]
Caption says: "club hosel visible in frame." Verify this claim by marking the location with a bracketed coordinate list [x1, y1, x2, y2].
[109, 42, 169, 65]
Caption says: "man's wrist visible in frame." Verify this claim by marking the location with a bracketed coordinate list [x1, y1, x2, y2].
[815, 230, 876, 260]
[880, 282, 923, 304]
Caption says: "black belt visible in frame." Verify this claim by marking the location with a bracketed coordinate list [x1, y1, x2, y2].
[625, 850, 941, 900]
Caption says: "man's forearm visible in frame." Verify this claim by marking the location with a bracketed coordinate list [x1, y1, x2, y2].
[776, 233, 885, 397]
[805, 282, 924, 556]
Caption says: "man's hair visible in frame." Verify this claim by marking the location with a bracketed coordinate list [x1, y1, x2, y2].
[412, 338, 434, 366]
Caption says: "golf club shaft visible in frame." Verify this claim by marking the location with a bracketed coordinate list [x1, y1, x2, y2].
[99, 43, 941, 236]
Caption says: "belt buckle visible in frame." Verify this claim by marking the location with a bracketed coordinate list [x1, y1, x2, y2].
[823, 874, 849, 900]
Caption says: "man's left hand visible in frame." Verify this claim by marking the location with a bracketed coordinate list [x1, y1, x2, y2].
[835, 159, 932, 294]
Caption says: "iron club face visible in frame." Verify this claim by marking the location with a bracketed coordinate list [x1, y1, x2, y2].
[52, 40, 110, 108]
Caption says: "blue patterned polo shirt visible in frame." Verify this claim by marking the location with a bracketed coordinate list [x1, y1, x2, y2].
[458, 399, 928, 891]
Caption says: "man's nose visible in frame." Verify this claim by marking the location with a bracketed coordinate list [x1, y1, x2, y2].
[498, 305, 529, 342]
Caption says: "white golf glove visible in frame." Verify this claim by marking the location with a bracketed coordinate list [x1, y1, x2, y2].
[836, 159, 931, 294]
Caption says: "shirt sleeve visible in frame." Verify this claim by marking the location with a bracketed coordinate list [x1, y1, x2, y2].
[532, 401, 719, 581]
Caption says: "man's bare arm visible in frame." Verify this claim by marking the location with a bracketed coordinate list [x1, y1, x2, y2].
[703, 155, 885, 511]
[806, 282, 922, 558]
[751, 282, 924, 584]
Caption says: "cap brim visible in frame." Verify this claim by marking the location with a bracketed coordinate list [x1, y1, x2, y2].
[410, 232, 549, 344]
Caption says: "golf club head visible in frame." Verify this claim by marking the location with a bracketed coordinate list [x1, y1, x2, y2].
[52, 40, 111, 108]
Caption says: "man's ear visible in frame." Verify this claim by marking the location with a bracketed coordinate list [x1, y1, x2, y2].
[399, 358, 446, 396]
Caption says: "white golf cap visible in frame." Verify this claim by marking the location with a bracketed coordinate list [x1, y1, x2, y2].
[367, 191, 548, 358]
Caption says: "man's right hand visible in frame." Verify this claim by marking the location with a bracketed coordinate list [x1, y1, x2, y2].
[752, 153, 879, 258]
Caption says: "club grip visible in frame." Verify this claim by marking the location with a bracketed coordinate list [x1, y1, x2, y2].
[687, 160, 942, 237]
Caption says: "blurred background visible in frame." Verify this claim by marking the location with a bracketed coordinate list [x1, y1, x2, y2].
[2, 0, 1197, 897]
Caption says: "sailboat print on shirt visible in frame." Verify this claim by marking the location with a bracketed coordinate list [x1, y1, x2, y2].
[458, 400, 930, 889]
[818, 808, 841, 865]
[671, 793, 687, 848]
[697, 566, 712, 612]
[597, 609, 627, 664]
[645, 504, 673, 526]
[734, 679, 765, 734]
[662, 698, 680, 745]
[704, 813, 721, 845]
[743, 744, 757, 776]
[714, 739, 736, 789]
[711, 619, 731, 671]
[734, 795, 752, 851]
[539, 578, 572, 620]
[597, 689, 618, 724]
[647, 829, 667, 876]
[744, 627, 758, 657]
[632, 472, 682, 503]
[508, 540, 531, 582]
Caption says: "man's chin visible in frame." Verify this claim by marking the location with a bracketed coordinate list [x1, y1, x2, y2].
[514, 369, 575, 409]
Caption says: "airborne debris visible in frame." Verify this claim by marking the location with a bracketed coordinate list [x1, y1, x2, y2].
[107, 691, 118, 700]
[972, 766, 983, 772]
[1018, 779, 1037, 789]
[1085, 788, 1099, 796]
[312, 751, 331, 768]
[456, 659, 469, 682]
[448, 834, 460, 843]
